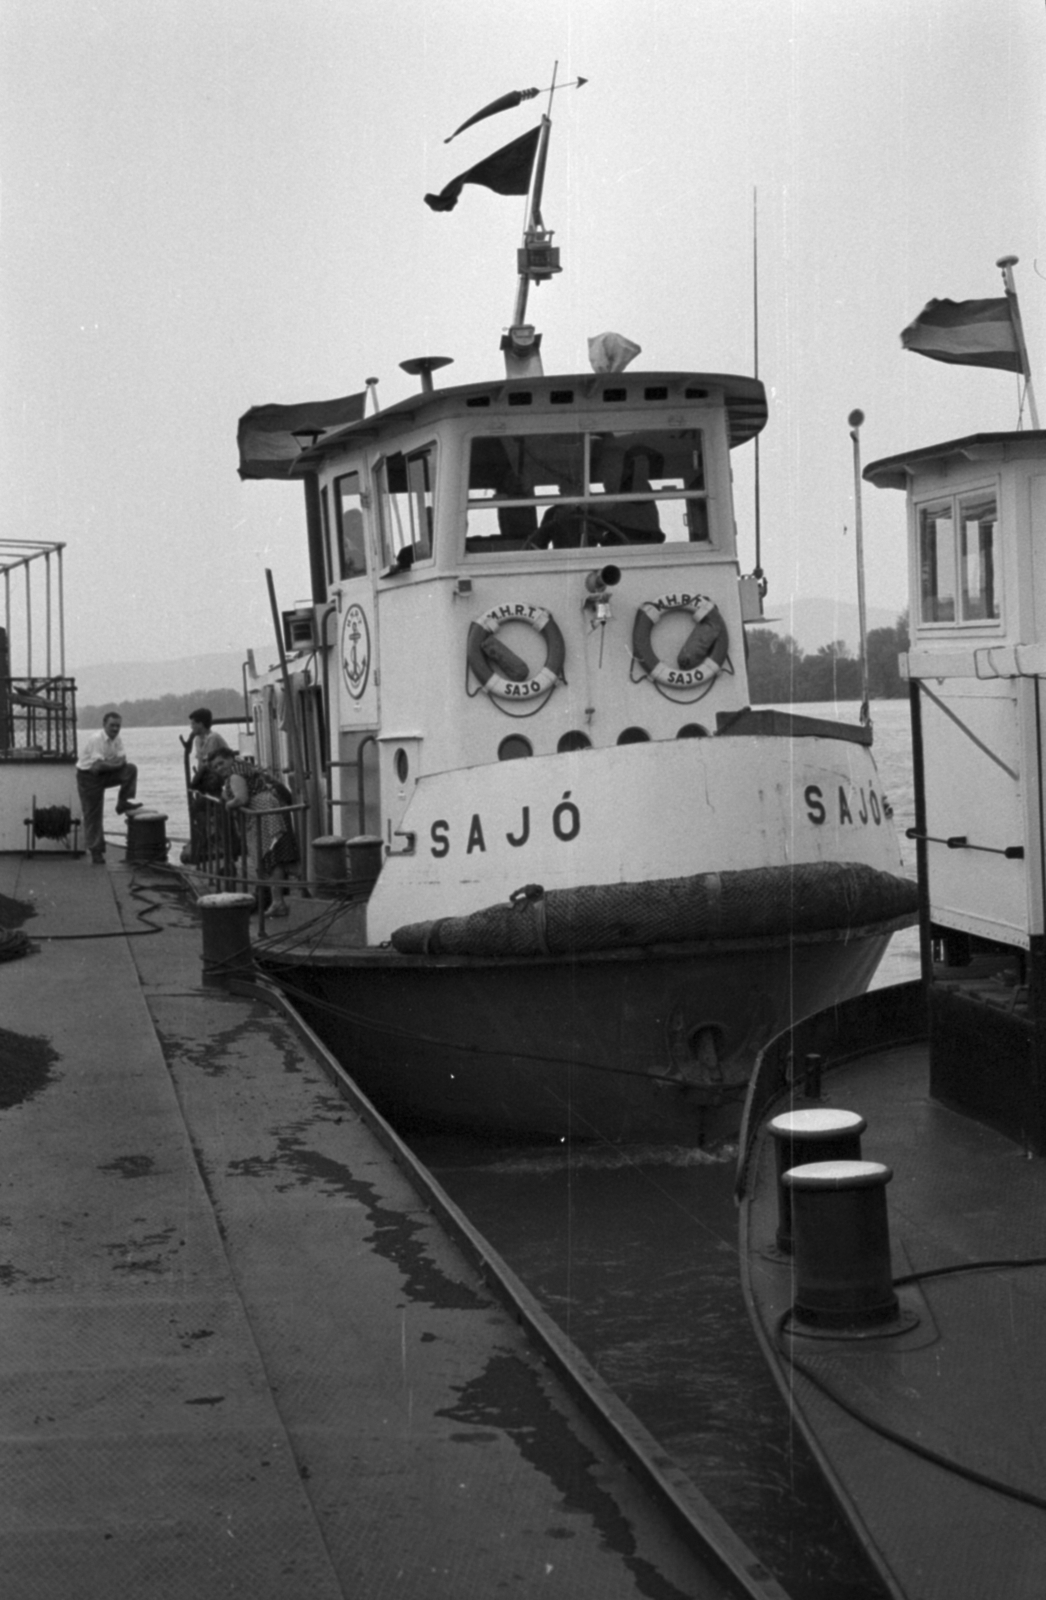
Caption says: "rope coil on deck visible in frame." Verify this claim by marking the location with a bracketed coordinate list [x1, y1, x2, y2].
[31, 806, 72, 840]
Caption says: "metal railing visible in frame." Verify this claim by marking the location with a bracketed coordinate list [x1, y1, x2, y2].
[0, 676, 77, 759]
[191, 790, 310, 934]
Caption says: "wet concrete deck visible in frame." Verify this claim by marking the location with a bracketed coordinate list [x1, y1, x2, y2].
[0, 847, 778, 1599]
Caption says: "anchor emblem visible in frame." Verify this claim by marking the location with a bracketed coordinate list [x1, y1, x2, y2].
[341, 603, 371, 700]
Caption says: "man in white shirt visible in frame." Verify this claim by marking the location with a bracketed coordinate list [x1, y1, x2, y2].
[76, 711, 141, 863]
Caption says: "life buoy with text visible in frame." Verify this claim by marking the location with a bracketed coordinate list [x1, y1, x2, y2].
[632, 593, 729, 688]
[467, 602, 565, 701]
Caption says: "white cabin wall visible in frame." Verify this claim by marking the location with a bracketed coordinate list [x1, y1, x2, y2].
[1028, 472, 1046, 648]
[902, 450, 1046, 947]
[299, 376, 764, 861]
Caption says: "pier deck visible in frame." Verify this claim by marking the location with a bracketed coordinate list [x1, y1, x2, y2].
[0, 848, 775, 1600]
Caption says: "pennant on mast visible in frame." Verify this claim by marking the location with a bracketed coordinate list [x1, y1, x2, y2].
[443, 77, 587, 142]
[444, 88, 539, 143]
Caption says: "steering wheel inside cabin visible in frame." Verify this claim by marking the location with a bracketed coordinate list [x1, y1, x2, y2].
[525, 508, 630, 549]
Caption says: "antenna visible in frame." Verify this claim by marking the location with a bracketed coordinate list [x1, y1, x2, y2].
[752, 187, 765, 595]
[848, 409, 871, 727]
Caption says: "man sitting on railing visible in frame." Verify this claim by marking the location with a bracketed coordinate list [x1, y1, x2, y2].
[76, 711, 141, 864]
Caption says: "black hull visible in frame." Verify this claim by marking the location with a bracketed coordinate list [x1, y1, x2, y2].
[261, 922, 902, 1143]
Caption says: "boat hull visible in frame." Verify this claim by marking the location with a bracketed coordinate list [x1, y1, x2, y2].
[261, 919, 900, 1142]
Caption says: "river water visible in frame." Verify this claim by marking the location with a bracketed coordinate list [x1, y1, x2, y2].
[119, 701, 914, 1599]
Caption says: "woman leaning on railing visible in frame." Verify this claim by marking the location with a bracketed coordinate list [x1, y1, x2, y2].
[201, 752, 306, 916]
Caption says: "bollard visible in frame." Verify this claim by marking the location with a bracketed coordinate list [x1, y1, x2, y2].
[768, 1108, 866, 1253]
[783, 1159, 899, 1329]
[311, 835, 348, 897]
[802, 1051, 824, 1099]
[125, 811, 169, 863]
[199, 892, 256, 988]
[346, 834, 383, 893]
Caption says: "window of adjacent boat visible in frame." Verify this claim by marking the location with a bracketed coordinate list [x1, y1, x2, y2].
[917, 489, 1000, 626]
[464, 427, 709, 552]
[376, 445, 436, 567]
[334, 470, 369, 579]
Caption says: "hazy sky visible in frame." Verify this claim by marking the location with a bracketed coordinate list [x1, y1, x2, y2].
[2, 0, 1044, 676]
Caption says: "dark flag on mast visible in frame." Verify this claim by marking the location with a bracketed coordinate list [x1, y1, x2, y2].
[425, 125, 541, 213]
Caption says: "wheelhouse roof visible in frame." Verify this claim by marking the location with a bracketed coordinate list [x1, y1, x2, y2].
[865, 430, 1046, 490]
[290, 370, 767, 473]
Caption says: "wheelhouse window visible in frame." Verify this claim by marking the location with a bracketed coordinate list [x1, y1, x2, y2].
[959, 494, 998, 621]
[334, 470, 368, 579]
[378, 445, 436, 567]
[918, 491, 999, 626]
[465, 428, 708, 553]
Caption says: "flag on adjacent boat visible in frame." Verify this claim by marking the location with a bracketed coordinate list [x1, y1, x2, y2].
[900, 298, 1023, 372]
[424, 125, 541, 212]
[237, 393, 367, 480]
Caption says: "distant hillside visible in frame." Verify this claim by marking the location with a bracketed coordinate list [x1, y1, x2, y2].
[78, 688, 249, 729]
[71, 646, 276, 706]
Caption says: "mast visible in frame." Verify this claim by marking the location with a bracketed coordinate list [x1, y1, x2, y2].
[502, 66, 562, 377]
[997, 255, 1041, 430]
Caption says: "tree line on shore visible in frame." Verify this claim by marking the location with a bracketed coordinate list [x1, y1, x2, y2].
[78, 688, 247, 729]
[746, 613, 910, 703]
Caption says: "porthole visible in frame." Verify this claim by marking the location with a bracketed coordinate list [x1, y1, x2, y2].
[677, 723, 709, 739]
[498, 735, 533, 761]
[394, 748, 409, 783]
[617, 727, 650, 745]
[557, 731, 592, 753]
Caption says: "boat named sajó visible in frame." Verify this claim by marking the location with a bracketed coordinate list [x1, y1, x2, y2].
[231, 97, 916, 1140]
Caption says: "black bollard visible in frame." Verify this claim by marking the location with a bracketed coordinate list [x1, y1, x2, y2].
[783, 1159, 899, 1330]
[346, 834, 383, 894]
[125, 811, 169, 863]
[199, 892, 256, 988]
[768, 1108, 866, 1253]
[311, 836, 348, 898]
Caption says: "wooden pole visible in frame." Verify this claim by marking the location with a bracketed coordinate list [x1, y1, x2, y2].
[265, 568, 309, 789]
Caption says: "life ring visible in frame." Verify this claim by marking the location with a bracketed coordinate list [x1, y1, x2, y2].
[632, 593, 729, 688]
[467, 602, 566, 701]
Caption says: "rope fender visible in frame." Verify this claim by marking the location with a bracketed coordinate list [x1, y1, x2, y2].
[467, 602, 565, 701]
[632, 592, 729, 687]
